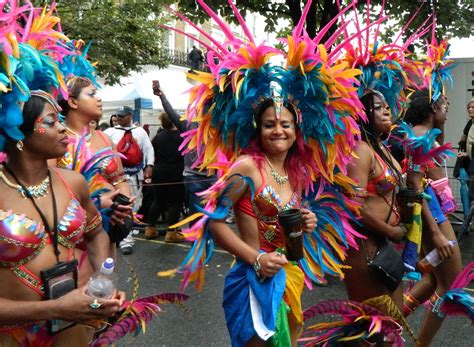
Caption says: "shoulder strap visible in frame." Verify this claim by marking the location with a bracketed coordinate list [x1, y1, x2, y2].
[52, 168, 76, 199]
[118, 127, 136, 132]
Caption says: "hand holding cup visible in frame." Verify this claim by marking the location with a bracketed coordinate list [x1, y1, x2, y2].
[278, 209, 304, 261]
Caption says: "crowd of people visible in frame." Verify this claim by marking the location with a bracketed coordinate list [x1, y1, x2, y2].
[0, 0, 472, 346]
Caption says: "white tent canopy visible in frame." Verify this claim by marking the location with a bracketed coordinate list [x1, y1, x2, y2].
[97, 64, 194, 118]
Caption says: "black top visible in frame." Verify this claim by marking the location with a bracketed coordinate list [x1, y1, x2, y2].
[455, 120, 473, 176]
[151, 129, 184, 172]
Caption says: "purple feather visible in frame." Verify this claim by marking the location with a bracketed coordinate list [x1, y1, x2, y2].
[91, 293, 189, 346]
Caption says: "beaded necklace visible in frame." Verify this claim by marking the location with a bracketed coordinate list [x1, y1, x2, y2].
[0, 167, 49, 199]
[264, 156, 288, 186]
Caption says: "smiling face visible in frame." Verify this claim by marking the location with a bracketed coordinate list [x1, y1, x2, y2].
[259, 105, 296, 156]
[372, 94, 392, 135]
[26, 101, 68, 159]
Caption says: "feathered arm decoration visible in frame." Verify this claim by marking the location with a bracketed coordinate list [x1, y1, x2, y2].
[300, 177, 363, 286]
[397, 121, 455, 166]
[66, 130, 121, 194]
[301, 295, 413, 346]
[158, 153, 253, 291]
[90, 292, 189, 347]
[440, 261, 474, 322]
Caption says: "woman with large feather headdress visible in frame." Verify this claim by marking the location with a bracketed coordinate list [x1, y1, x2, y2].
[158, 0, 373, 345]
[0, 2, 125, 345]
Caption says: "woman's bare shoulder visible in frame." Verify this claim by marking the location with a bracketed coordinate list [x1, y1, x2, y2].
[232, 155, 259, 176]
[52, 168, 88, 194]
[93, 130, 113, 147]
[353, 141, 373, 160]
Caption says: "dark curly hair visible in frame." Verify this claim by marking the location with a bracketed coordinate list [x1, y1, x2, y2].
[403, 89, 434, 126]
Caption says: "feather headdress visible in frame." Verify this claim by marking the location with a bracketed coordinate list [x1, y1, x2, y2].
[0, 1, 71, 151]
[338, 1, 430, 117]
[159, 0, 370, 291]
[165, 0, 365, 185]
[421, 15, 455, 104]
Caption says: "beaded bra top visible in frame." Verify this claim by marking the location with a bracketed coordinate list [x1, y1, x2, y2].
[0, 177, 86, 268]
[366, 151, 399, 196]
[235, 180, 300, 253]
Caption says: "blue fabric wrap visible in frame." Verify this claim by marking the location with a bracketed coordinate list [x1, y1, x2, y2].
[222, 258, 286, 347]
[402, 240, 418, 271]
[425, 185, 447, 224]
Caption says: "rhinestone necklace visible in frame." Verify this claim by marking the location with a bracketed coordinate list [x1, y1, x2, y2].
[265, 156, 289, 186]
[0, 168, 49, 199]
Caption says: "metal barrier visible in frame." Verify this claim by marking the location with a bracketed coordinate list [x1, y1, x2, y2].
[448, 176, 465, 225]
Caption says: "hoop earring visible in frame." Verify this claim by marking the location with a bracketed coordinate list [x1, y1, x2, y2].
[16, 140, 24, 152]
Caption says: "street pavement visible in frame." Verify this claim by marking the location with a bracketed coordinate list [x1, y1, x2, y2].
[113, 229, 474, 347]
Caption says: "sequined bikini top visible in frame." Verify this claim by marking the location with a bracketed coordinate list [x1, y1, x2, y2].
[235, 180, 300, 252]
[366, 151, 399, 196]
[0, 173, 87, 268]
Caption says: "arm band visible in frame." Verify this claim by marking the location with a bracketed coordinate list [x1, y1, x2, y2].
[85, 212, 103, 233]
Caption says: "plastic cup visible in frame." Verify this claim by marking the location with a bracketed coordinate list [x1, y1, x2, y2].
[278, 208, 304, 261]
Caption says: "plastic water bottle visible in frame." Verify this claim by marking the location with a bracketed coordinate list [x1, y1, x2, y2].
[417, 240, 457, 274]
[87, 258, 118, 299]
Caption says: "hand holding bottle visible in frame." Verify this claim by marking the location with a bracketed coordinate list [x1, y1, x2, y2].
[417, 240, 456, 273]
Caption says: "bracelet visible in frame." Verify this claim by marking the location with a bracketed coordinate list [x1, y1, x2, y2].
[253, 253, 266, 277]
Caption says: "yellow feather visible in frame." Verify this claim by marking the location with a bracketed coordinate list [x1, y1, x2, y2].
[169, 212, 204, 229]
[157, 269, 177, 278]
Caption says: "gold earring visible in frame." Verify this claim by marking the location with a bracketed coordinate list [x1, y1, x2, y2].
[16, 140, 24, 152]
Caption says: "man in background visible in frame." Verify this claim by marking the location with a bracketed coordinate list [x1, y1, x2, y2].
[105, 106, 154, 254]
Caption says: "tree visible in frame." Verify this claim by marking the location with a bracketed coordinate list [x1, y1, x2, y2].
[176, 0, 473, 45]
[33, 0, 175, 85]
